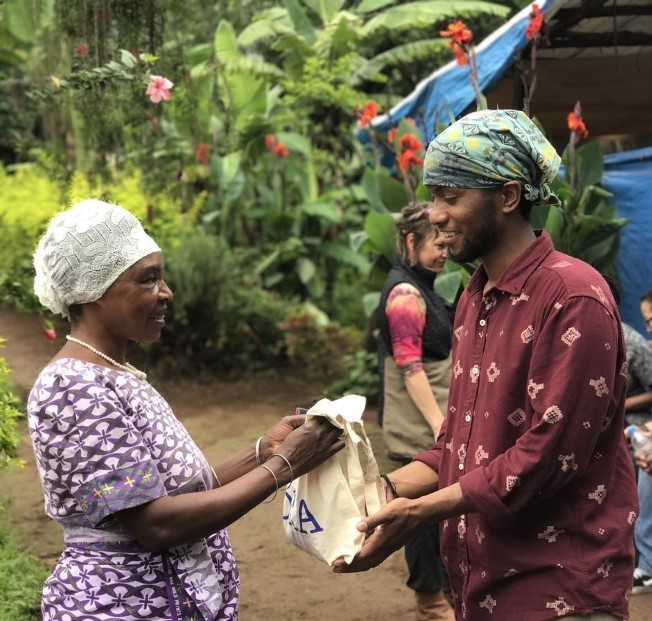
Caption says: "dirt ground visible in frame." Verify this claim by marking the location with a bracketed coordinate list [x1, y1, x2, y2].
[2, 304, 652, 620]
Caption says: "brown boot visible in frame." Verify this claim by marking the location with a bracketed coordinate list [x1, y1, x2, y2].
[415, 590, 456, 621]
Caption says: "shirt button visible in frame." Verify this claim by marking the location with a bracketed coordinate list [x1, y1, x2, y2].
[471, 366, 479, 375]
[458, 463, 464, 471]
[479, 319, 486, 326]
[465, 414, 471, 422]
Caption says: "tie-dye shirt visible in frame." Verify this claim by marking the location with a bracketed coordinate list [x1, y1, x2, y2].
[415, 231, 637, 621]
[385, 283, 428, 375]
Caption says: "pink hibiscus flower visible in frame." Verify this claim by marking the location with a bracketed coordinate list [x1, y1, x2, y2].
[146, 75, 174, 104]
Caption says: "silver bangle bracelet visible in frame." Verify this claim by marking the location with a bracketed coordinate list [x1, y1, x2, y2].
[268, 453, 294, 488]
[255, 436, 263, 466]
[259, 464, 279, 503]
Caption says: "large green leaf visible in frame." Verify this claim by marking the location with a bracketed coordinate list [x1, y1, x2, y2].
[362, 1, 509, 37]
[364, 210, 396, 263]
[569, 215, 629, 252]
[237, 18, 295, 47]
[361, 167, 386, 212]
[377, 170, 409, 212]
[303, 0, 347, 24]
[283, 0, 317, 44]
[276, 132, 312, 155]
[575, 141, 604, 191]
[5, 0, 36, 43]
[321, 241, 371, 273]
[220, 55, 285, 79]
[314, 12, 361, 59]
[434, 269, 462, 305]
[543, 205, 565, 246]
[576, 185, 613, 216]
[363, 291, 381, 318]
[301, 201, 342, 223]
[215, 20, 240, 62]
[356, 0, 396, 14]
[357, 39, 449, 82]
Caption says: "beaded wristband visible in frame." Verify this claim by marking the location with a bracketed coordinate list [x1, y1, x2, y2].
[259, 464, 279, 503]
[380, 474, 399, 500]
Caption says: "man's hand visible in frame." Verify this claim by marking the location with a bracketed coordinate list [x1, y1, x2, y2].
[332, 498, 421, 573]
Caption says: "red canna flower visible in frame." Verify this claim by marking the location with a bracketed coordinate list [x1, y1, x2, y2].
[440, 20, 473, 45]
[74, 41, 88, 57]
[358, 101, 379, 128]
[265, 134, 277, 150]
[387, 128, 398, 144]
[398, 149, 423, 172]
[195, 143, 210, 166]
[453, 45, 469, 66]
[273, 142, 289, 159]
[567, 102, 589, 140]
[441, 21, 473, 66]
[525, 4, 545, 40]
[399, 134, 423, 151]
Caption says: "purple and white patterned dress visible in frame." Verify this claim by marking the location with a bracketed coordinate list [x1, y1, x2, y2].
[27, 358, 240, 620]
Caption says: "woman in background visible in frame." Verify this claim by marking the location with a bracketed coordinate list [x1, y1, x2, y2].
[376, 201, 454, 621]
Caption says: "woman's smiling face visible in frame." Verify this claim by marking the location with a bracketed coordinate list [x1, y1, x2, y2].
[94, 252, 173, 344]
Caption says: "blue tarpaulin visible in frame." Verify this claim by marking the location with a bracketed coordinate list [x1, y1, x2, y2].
[604, 146, 652, 335]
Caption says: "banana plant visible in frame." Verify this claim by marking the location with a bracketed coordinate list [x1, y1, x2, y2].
[237, 0, 509, 87]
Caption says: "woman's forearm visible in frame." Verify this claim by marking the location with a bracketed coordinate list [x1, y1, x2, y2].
[117, 454, 292, 552]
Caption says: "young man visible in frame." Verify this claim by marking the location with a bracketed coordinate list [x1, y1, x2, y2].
[335, 110, 638, 621]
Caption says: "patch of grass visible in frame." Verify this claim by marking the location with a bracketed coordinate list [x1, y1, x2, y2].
[0, 522, 48, 621]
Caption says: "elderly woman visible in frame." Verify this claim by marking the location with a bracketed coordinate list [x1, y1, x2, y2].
[28, 199, 344, 621]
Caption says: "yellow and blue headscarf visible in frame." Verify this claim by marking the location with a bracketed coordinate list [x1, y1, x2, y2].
[423, 109, 561, 206]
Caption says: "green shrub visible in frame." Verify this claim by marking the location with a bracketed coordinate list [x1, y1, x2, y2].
[0, 164, 190, 313]
[0, 520, 48, 621]
[0, 340, 22, 470]
[325, 350, 380, 403]
[150, 230, 295, 374]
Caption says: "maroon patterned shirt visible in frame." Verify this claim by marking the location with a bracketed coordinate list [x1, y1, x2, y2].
[415, 232, 637, 620]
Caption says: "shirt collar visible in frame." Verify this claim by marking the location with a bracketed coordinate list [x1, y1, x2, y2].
[466, 230, 554, 297]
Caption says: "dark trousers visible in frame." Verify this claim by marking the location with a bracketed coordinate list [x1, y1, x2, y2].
[405, 526, 448, 593]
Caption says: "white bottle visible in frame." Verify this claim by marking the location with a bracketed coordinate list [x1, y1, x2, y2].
[625, 425, 652, 456]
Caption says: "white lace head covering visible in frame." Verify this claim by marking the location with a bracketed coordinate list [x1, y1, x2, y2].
[34, 199, 161, 319]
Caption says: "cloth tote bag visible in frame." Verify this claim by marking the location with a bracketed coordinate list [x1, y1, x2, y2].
[282, 394, 385, 566]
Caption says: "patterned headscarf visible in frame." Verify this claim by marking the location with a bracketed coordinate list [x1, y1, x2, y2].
[34, 199, 160, 319]
[423, 109, 561, 206]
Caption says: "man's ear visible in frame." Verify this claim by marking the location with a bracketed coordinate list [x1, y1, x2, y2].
[501, 181, 522, 214]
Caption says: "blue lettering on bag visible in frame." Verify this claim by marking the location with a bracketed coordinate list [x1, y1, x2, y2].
[283, 490, 324, 534]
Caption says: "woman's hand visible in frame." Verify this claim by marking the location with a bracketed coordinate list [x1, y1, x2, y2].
[260, 415, 307, 459]
[275, 417, 345, 478]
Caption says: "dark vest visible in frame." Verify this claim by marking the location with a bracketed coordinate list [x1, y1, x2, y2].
[377, 259, 452, 363]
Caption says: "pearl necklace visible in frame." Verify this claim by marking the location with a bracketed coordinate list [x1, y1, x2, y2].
[65, 335, 147, 381]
